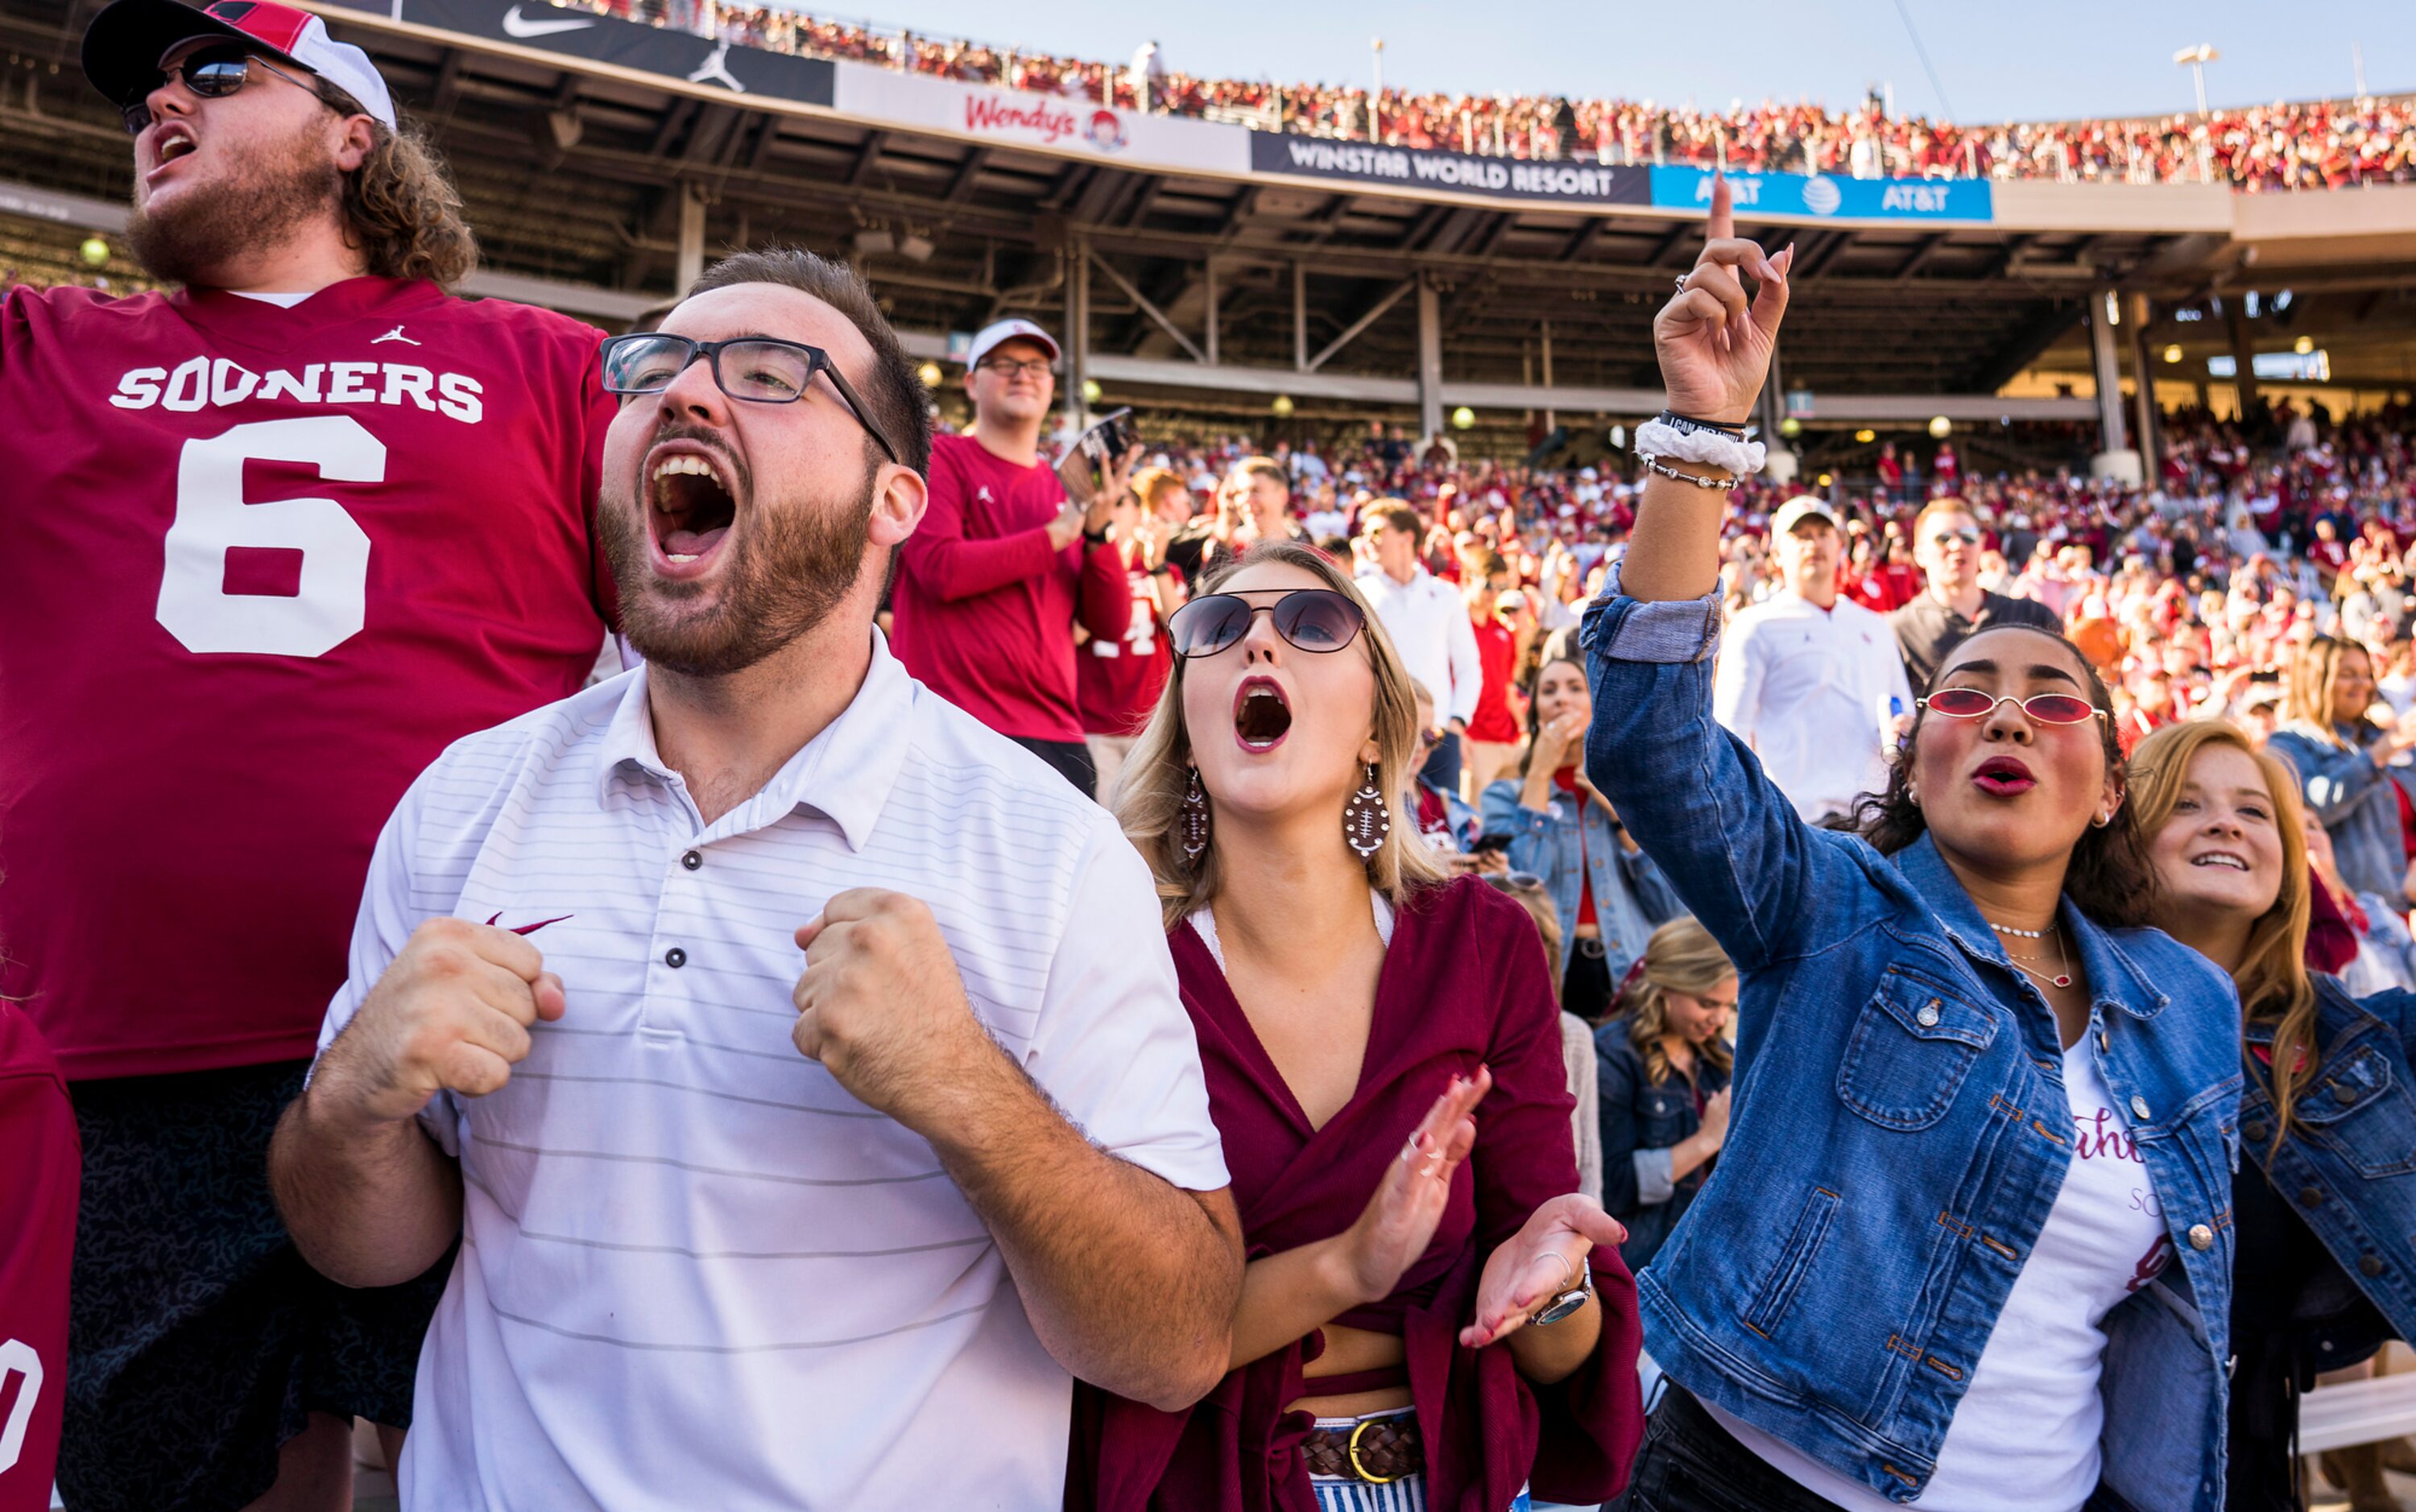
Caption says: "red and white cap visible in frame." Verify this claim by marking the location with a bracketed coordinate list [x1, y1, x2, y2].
[964, 318, 1060, 369]
[85, 0, 397, 130]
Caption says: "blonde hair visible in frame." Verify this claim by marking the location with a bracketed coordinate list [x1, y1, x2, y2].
[1618, 917, 1736, 1084]
[2284, 636, 2372, 746]
[2128, 720, 2318, 1152]
[1115, 539, 1447, 930]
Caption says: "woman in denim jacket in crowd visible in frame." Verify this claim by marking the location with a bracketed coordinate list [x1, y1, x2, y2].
[2267, 637, 2416, 910]
[1587, 180, 2244, 1512]
[2131, 720, 2416, 1512]
[1481, 653, 1682, 1019]
[1595, 917, 1735, 1273]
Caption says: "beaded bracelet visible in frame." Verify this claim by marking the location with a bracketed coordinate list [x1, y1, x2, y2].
[1637, 455, 1740, 492]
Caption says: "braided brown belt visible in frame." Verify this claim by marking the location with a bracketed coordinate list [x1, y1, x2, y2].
[1300, 1413, 1425, 1484]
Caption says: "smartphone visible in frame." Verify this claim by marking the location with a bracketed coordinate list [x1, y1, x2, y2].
[1471, 833, 1514, 857]
[1057, 407, 1138, 510]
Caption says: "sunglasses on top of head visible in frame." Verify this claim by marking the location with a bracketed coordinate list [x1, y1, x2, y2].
[1917, 688, 2105, 725]
[1166, 589, 1365, 659]
[122, 43, 321, 133]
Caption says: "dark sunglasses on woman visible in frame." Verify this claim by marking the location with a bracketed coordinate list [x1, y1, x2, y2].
[1166, 589, 1365, 659]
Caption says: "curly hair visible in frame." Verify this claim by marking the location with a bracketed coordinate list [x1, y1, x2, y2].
[1618, 917, 1737, 1076]
[1847, 622, 2160, 929]
[317, 83, 478, 287]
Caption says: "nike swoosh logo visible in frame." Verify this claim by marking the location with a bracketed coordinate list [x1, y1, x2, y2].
[500, 6, 594, 37]
[485, 912, 575, 936]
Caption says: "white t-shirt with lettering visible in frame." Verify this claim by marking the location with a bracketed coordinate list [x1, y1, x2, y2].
[1714, 1039, 2171, 1511]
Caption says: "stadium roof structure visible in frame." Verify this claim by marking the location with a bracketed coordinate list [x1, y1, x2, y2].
[5, 0, 2414, 453]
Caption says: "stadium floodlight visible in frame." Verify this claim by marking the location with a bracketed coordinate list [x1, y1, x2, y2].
[1854, 428, 1876, 444]
[2163, 345, 2184, 364]
[2295, 335, 2315, 355]
[1927, 415, 1953, 440]
[1451, 406, 1476, 431]
[2173, 45, 2218, 179]
[1270, 395, 1296, 418]
[916, 361, 943, 389]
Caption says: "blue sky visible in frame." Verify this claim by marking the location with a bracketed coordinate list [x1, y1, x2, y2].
[864, 1, 2412, 124]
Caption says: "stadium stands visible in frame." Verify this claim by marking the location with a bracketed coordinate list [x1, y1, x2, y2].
[562, 0, 2416, 188]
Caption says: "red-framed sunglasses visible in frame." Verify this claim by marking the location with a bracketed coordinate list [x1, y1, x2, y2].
[1917, 689, 2105, 725]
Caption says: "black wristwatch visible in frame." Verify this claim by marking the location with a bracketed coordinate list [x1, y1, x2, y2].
[1083, 527, 1110, 545]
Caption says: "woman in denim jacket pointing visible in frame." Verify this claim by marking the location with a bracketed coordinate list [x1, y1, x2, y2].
[1587, 176, 2244, 1512]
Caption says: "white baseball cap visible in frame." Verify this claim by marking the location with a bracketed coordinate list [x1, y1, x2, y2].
[1771, 497, 1839, 536]
[86, 0, 396, 129]
[965, 318, 1061, 369]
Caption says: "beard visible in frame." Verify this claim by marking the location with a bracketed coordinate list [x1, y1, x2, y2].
[600, 431, 879, 679]
[126, 115, 342, 287]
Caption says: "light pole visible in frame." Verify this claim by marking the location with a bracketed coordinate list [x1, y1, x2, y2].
[2173, 43, 2218, 182]
[1368, 38, 1384, 143]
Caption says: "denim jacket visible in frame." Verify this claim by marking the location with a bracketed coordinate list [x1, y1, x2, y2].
[1595, 1022, 1732, 1271]
[2243, 976, 2416, 1358]
[1479, 776, 1682, 981]
[2267, 721, 2416, 908]
[1581, 580, 2244, 1511]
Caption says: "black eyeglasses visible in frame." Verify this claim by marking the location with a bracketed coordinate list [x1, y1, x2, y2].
[122, 44, 321, 133]
[1166, 589, 1365, 659]
[599, 333, 901, 465]
[978, 356, 1053, 379]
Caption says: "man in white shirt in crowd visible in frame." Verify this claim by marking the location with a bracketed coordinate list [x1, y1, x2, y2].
[267, 249, 1242, 1507]
[1716, 498, 1913, 822]
[1357, 502, 1483, 794]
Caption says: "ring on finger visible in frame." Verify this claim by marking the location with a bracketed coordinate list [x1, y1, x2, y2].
[1673, 274, 1689, 295]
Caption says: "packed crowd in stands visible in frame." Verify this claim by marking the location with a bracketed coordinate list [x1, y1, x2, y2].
[27, 5, 2416, 1506]
[566, 0, 2416, 188]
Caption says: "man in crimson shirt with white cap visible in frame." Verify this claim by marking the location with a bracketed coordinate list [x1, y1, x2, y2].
[887, 317, 1134, 795]
[3, 2, 618, 1504]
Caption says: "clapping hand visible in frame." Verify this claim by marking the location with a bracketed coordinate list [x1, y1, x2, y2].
[1655, 175, 1793, 428]
[1335, 1067, 1492, 1305]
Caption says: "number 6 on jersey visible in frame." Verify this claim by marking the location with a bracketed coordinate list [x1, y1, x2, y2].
[155, 415, 383, 657]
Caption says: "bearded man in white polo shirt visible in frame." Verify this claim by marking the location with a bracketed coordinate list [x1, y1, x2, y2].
[267, 249, 1243, 1507]
[1715, 497, 1914, 821]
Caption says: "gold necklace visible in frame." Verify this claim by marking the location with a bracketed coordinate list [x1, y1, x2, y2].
[2000, 926, 2075, 990]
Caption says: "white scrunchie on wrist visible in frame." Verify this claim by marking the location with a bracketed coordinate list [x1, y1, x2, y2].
[1634, 419, 1767, 477]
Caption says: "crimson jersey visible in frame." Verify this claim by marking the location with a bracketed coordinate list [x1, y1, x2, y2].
[0, 277, 614, 1079]
[0, 1005, 75, 1512]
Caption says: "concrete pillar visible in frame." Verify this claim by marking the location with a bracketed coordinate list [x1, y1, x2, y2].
[1539, 320, 1555, 431]
[1065, 238, 1091, 431]
[1415, 276, 1444, 448]
[2087, 290, 2140, 484]
[1293, 262, 1308, 373]
[674, 182, 708, 293]
[2227, 300, 2260, 419]
[2126, 291, 2160, 484]
[1204, 257, 1218, 367]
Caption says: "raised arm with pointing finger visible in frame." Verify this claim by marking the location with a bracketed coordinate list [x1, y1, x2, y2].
[1574, 178, 2244, 1512]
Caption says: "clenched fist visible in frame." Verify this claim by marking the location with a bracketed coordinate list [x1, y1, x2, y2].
[312, 917, 566, 1131]
[792, 888, 1002, 1131]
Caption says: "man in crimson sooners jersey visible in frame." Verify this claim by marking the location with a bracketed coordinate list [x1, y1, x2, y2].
[0, 1, 616, 1504]
[0, 1005, 76, 1512]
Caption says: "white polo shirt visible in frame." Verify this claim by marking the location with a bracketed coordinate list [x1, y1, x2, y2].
[315, 632, 1228, 1510]
[1714, 590, 1914, 821]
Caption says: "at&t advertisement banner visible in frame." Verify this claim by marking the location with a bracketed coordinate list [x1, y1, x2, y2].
[1649, 165, 1993, 222]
